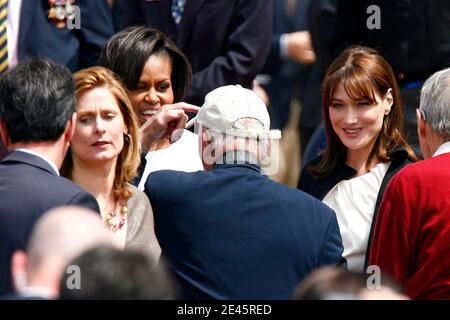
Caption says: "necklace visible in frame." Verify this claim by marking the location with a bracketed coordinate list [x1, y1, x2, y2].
[103, 202, 128, 232]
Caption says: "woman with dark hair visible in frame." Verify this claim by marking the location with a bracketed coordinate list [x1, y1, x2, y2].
[99, 26, 203, 189]
[62, 67, 161, 260]
[298, 46, 417, 272]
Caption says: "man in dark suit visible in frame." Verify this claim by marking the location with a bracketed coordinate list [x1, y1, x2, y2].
[121, 0, 273, 106]
[145, 85, 345, 299]
[262, 0, 315, 131]
[0, 0, 114, 161]
[17, 0, 113, 72]
[0, 58, 100, 296]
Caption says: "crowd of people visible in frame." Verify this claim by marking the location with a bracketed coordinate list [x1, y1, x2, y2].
[0, 0, 449, 300]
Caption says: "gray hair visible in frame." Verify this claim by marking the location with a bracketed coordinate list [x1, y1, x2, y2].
[419, 67, 450, 138]
[200, 118, 271, 166]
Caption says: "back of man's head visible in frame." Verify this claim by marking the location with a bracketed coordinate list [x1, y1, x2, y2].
[0, 58, 75, 143]
[420, 67, 450, 139]
[59, 246, 177, 300]
[12, 206, 114, 296]
[292, 266, 408, 300]
[26, 206, 113, 275]
[193, 85, 280, 167]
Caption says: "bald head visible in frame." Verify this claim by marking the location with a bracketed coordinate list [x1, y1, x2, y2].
[27, 206, 115, 273]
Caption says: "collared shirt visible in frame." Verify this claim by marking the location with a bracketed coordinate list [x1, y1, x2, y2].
[17, 286, 57, 299]
[7, 0, 22, 67]
[15, 148, 60, 175]
[433, 141, 450, 157]
[323, 162, 390, 272]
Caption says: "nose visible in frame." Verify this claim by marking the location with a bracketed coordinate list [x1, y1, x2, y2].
[94, 117, 106, 134]
[144, 88, 160, 105]
[343, 106, 358, 124]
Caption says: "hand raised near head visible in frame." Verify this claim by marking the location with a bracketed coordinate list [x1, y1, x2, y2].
[140, 102, 200, 151]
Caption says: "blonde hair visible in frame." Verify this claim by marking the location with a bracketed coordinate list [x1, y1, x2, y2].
[61, 66, 141, 203]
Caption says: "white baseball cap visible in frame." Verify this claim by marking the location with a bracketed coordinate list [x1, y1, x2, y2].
[187, 85, 281, 139]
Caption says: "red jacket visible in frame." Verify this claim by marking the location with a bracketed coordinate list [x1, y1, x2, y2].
[369, 153, 450, 299]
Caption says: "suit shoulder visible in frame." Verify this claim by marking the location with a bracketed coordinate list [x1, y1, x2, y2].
[146, 170, 200, 191]
[270, 180, 335, 217]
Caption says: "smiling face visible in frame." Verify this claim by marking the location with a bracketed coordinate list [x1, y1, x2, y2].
[329, 83, 393, 161]
[71, 87, 127, 165]
[129, 54, 174, 126]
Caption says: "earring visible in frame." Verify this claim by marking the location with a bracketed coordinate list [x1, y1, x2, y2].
[124, 133, 131, 141]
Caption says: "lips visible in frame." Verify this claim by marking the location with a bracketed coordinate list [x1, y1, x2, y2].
[92, 141, 111, 147]
[342, 128, 363, 137]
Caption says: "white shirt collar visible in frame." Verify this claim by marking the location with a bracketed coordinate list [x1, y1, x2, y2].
[433, 141, 450, 157]
[7, 0, 22, 67]
[17, 286, 57, 299]
[15, 149, 60, 175]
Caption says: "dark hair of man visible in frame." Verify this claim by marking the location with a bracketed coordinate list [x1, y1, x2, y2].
[98, 26, 192, 103]
[0, 58, 75, 143]
[59, 246, 177, 300]
[292, 267, 404, 300]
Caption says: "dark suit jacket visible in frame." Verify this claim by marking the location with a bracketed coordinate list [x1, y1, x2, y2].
[122, 0, 273, 105]
[261, 0, 313, 130]
[18, 0, 113, 71]
[145, 163, 345, 299]
[0, 151, 100, 296]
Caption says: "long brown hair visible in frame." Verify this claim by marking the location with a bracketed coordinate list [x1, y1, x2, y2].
[310, 46, 417, 177]
[61, 67, 140, 203]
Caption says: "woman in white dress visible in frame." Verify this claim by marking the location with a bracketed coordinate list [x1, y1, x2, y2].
[99, 26, 203, 190]
[298, 46, 418, 272]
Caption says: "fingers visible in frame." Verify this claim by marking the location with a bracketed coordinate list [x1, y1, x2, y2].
[163, 102, 201, 113]
[286, 31, 317, 65]
[139, 108, 190, 149]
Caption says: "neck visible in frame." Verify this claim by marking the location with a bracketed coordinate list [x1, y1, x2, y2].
[424, 131, 448, 158]
[24, 260, 64, 299]
[71, 157, 117, 212]
[10, 139, 68, 169]
[346, 146, 378, 177]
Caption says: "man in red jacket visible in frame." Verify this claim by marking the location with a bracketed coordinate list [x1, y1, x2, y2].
[369, 67, 450, 299]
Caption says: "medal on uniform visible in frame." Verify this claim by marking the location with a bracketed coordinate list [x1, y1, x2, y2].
[48, 0, 76, 29]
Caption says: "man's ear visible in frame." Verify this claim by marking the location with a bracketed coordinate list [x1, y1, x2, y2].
[64, 113, 77, 143]
[201, 128, 214, 171]
[416, 108, 427, 139]
[384, 89, 394, 115]
[0, 118, 11, 148]
[11, 250, 28, 291]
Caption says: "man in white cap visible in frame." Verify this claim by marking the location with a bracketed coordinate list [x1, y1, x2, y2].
[145, 85, 345, 300]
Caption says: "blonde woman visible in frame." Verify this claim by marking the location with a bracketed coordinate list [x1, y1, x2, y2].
[62, 66, 160, 260]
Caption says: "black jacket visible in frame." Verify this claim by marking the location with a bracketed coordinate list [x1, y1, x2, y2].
[329, 0, 450, 85]
[298, 148, 414, 269]
[0, 151, 100, 296]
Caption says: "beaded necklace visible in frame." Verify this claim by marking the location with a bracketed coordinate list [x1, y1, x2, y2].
[103, 202, 128, 232]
